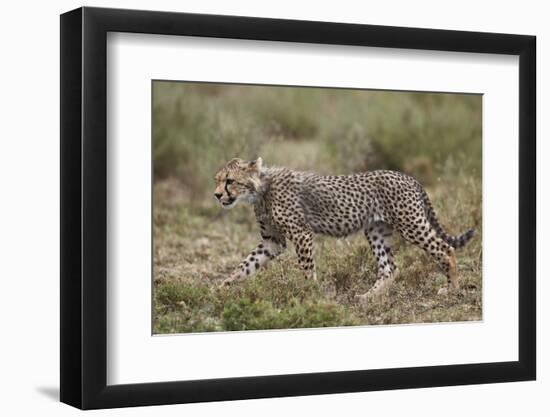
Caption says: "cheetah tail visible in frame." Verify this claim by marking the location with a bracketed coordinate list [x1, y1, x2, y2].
[420, 186, 476, 249]
[445, 228, 476, 249]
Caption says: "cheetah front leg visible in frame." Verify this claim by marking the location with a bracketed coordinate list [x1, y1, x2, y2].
[356, 221, 398, 303]
[221, 238, 286, 286]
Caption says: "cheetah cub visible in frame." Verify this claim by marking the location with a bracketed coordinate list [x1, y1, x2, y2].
[214, 157, 475, 300]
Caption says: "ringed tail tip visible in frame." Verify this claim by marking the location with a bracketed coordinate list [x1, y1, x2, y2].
[452, 228, 476, 249]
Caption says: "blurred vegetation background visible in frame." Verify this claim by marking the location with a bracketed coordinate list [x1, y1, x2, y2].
[153, 82, 482, 334]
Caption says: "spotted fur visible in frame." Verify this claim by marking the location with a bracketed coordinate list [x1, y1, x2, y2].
[214, 158, 475, 299]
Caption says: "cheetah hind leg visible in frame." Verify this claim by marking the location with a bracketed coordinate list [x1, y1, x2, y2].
[436, 248, 458, 295]
[398, 220, 459, 296]
[356, 221, 399, 304]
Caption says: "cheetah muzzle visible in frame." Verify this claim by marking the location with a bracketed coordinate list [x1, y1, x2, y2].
[213, 157, 475, 301]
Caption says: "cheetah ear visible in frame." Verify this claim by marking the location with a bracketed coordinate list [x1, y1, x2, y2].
[248, 157, 263, 172]
[226, 158, 242, 169]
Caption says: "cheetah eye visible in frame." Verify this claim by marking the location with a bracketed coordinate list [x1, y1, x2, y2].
[226, 178, 234, 185]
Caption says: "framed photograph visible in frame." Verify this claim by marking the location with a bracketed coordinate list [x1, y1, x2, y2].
[60, 6, 536, 410]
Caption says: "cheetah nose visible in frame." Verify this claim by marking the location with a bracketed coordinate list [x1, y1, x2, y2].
[214, 192, 222, 200]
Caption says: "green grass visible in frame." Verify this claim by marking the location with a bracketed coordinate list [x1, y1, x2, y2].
[153, 170, 482, 334]
[153, 83, 481, 193]
[152, 82, 482, 334]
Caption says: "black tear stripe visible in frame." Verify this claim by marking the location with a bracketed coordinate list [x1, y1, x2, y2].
[224, 181, 232, 198]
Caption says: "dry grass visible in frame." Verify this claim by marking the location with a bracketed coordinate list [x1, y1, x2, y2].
[153, 167, 482, 334]
[152, 83, 482, 334]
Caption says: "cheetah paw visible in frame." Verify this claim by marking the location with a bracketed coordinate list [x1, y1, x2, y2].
[355, 288, 382, 305]
[219, 273, 240, 288]
[437, 287, 449, 296]
[354, 293, 371, 305]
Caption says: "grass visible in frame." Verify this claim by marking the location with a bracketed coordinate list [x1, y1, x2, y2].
[152, 82, 482, 334]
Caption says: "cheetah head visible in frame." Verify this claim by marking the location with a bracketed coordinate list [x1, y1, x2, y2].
[214, 157, 263, 209]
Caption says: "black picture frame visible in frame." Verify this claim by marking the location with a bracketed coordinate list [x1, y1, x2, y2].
[60, 6, 536, 410]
